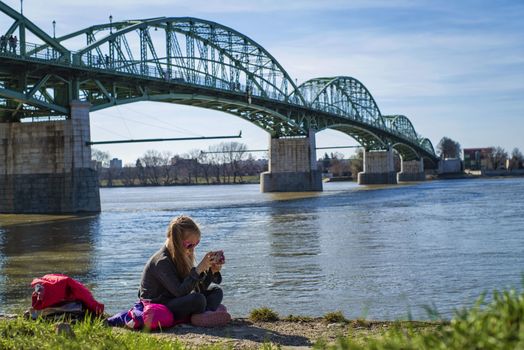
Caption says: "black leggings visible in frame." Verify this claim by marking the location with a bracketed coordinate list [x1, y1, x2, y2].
[166, 287, 223, 320]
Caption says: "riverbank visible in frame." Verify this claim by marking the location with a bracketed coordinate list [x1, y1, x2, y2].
[0, 314, 442, 349]
[97, 171, 524, 187]
[1, 287, 523, 349]
[98, 175, 260, 188]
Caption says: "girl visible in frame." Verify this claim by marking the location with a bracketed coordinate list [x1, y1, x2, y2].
[139, 215, 230, 326]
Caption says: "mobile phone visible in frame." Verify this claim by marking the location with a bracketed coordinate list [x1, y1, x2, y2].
[213, 250, 225, 264]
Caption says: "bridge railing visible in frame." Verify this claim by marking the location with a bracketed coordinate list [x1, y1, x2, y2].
[74, 51, 286, 102]
[0, 42, 70, 63]
[3, 41, 434, 156]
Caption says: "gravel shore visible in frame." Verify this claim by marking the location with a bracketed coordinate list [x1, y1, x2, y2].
[1, 314, 441, 349]
[146, 318, 441, 349]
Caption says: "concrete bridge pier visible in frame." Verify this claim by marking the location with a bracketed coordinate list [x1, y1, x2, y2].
[260, 131, 322, 192]
[397, 159, 425, 182]
[357, 149, 397, 185]
[0, 101, 101, 213]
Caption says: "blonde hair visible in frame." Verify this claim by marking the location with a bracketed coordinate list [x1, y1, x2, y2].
[165, 215, 201, 278]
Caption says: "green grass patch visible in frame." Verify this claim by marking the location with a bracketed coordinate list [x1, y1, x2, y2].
[249, 307, 279, 322]
[323, 311, 347, 324]
[0, 316, 198, 350]
[319, 288, 524, 349]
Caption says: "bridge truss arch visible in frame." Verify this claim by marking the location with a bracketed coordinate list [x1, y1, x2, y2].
[0, 2, 437, 161]
[293, 76, 384, 127]
[293, 77, 436, 161]
[46, 17, 307, 106]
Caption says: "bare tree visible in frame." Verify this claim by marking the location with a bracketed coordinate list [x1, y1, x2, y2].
[350, 148, 364, 179]
[207, 144, 225, 183]
[135, 158, 146, 185]
[487, 146, 508, 170]
[159, 151, 175, 184]
[121, 165, 137, 186]
[329, 152, 346, 176]
[437, 137, 461, 159]
[510, 148, 523, 169]
[186, 149, 202, 184]
[91, 148, 110, 168]
[141, 150, 171, 185]
[198, 151, 213, 184]
[222, 142, 248, 183]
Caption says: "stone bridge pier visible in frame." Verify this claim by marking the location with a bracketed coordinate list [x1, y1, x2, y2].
[397, 159, 425, 182]
[357, 149, 397, 185]
[0, 101, 100, 213]
[260, 131, 322, 192]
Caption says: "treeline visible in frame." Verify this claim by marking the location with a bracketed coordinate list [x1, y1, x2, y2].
[437, 137, 524, 169]
[318, 150, 364, 178]
[93, 142, 268, 187]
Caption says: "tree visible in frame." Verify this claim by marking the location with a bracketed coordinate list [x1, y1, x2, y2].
[186, 149, 202, 184]
[329, 152, 347, 177]
[350, 148, 364, 180]
[487, 146, 508, 170]
[140, 150, 171, 185]
[135, 158, 146, 185]
[206, 144, 224, 183]
[221, 142, 248, 183]
[91, 148, 110, 168]
[437, 137, 461, 159]
[321, 153, 330, 172]
[121, 165, 137, 186]
[198, 151, 213, 184]
[510, 148, 523, 169]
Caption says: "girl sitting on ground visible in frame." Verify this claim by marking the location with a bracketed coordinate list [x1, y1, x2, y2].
[139, 215, 230, 327]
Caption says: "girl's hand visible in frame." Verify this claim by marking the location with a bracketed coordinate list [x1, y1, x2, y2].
[196, 252, 214, 274]
[210, 263, 222, 274]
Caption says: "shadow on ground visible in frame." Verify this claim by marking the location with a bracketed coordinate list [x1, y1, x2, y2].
[163, 319, 311, 347]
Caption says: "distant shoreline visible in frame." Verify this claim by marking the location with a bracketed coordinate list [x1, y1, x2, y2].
[98, 172, 524, 188]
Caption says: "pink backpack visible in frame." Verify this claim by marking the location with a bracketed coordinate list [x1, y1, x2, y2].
[107, 301, 189, 330]
[142, 301, 174, 330]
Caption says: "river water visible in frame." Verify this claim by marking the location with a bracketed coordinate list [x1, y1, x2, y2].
[1, 178, 523, 320]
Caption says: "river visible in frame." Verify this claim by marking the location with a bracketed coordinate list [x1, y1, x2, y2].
[1, 177, 523, 320]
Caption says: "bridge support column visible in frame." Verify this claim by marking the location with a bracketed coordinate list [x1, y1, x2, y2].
[260, 131, 322, 192]
[357, 149, 397, 185]
[397, 159, 425, 182]
[0, 101, 101, 213]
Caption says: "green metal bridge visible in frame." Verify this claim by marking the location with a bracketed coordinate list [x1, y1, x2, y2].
[0, 1, 437, 163]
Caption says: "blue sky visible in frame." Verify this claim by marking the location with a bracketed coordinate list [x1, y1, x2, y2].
[3, 0, 523, 164]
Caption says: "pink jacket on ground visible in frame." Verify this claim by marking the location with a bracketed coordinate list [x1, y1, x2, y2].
[31, 273, 104, 315]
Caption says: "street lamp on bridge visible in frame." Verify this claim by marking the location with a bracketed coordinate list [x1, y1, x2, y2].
[52, 20, 56, 38]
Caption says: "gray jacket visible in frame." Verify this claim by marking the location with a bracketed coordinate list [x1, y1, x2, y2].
[139, 245, 222, 304]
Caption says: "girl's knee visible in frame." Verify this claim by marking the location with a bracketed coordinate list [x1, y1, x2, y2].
[191, 293, 207, 313]
[210, 287, 223, 298]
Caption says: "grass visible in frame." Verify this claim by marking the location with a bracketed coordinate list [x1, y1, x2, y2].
[323, 311, 348, 324]
[0, 316, 192, 350]
[249, 307, 279, 322]
[318, 288, 524, 349]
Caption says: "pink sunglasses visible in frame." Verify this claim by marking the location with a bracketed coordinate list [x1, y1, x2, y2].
[182, 239, 200, 249]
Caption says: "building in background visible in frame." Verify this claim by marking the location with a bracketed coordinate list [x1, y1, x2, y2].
[109, 158, 123, 169]
[463, 148, 492, 170]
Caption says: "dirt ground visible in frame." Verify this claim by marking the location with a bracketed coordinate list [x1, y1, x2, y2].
[145, 318, 440, 349]
[1, 314, 440, 349]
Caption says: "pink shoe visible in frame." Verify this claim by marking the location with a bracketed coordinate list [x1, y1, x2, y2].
[190, 310, 231, 327]
[216, 304, 227, 313]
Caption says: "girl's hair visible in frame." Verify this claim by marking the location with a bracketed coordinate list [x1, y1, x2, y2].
[165, 215, 201, 278]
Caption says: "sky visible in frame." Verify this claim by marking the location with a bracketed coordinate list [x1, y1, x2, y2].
[2, 0, 523, 164]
